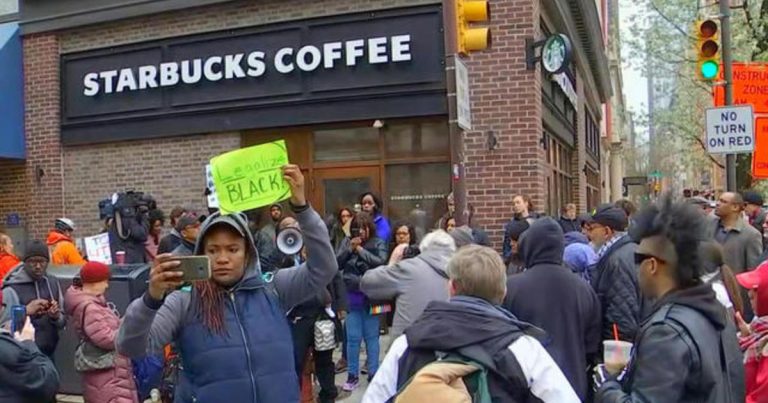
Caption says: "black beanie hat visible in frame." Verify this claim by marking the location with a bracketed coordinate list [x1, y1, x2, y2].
[23, 240, 49, 262]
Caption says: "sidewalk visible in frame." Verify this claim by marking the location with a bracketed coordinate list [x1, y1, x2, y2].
[56, 334, 391, 403]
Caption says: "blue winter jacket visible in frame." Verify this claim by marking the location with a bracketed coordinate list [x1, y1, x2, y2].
[116, 205, 338, 403]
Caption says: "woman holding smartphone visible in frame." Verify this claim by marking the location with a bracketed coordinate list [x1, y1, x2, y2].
[337, 212, 388, 391]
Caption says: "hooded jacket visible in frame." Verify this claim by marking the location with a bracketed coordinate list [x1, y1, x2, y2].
[363, 296, 579, 403]
[116, 205, 338, 403]
[503, 218, 602, 400]
[46, 231, 86, 266]
[597, 285, 745, 403]
[360, 243, 454, 339]
[0, 252, 20, 281]
[157, 229, 182, 255]
[591, 234, 643, 341]
[0, 330, 60, 403]
[64, 286, 138, 403]
[0, 266, 66, 357]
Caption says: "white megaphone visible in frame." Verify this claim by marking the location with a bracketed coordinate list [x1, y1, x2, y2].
[276, 227, 304, 255]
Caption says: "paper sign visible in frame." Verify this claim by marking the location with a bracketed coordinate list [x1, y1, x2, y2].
[210, 140, 291, 213]
[84, 233, 112, 264]
[205, 164, 219, 209]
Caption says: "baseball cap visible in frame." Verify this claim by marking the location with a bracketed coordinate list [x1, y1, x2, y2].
[587, 203, 628, 231]
[175, 215, 200, 233]
[743, 190, 764, 206]
[736, 261, 768, 290]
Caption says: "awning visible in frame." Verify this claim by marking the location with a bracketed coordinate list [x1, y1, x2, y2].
[0, 22, 24, 159]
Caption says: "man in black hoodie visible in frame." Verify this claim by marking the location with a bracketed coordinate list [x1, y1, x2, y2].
[364, 245, 579, 402]
[503, 217, 601, 400]
[0, 290, 60, 403]
[596, 197, 744, 403]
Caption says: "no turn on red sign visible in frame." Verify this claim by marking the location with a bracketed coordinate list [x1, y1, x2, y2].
[705, 105, 755, 154]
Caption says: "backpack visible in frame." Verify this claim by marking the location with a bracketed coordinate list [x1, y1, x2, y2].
[393, 352, 492, 403]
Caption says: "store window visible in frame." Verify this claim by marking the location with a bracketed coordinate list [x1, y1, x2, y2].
[314, 127, 380, 162]
[0, 0, 17, 17]
[586, 166, 601, 211]
[243, 118, 451, 239]
[543, 132, 574, 216]
[586, 111, 601, 161]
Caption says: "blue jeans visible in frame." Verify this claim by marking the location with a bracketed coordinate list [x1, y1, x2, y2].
[345, 308, 380, 377]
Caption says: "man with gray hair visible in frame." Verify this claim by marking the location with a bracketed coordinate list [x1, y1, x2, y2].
[364, 245, 578, 402]
[361, 230, 457, 341]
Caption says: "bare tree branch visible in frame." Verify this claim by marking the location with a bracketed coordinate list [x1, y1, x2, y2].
[648, 0, 697, 40]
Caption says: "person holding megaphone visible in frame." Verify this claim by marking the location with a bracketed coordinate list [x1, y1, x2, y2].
[273, 215, 348, 403]
[116, 165, 340, 403]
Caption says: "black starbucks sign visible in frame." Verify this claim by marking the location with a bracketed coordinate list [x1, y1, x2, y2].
[60, 5, 447, 145]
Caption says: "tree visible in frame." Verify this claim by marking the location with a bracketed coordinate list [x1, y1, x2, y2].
[623, 0, 768, 191]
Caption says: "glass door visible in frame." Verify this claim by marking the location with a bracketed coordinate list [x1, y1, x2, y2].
[313, 167, 381, 220]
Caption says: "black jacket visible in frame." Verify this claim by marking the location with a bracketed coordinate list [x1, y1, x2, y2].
[591, 235, 643, 342]
[337, 236, 388, 292]
[0, 332, 60, 403]
[157, 230, 182, 255]
[504, 218, 601, 400]
[558, 216, 581, 234]
[108, 214, 149, 264]
[597, 285, 745, 403]
[397, 297, 545, 403]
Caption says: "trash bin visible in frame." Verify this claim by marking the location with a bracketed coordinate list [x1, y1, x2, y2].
[50, 263, 150, 395]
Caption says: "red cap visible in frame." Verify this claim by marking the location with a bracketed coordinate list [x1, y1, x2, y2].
[737, 261, 768, 316]
[79, 261, 111, 284]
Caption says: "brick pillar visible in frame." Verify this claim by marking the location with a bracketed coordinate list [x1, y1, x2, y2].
[23, 34, 63, 239]
[462, 0, 542, 250]
[574, 71, 588, 212]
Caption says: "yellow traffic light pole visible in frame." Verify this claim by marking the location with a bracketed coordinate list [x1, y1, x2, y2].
[720, 0, 736, 191]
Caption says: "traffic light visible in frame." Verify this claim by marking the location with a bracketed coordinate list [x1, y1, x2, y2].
[695, 19, 720, 81]
[455, 0, 491, 55]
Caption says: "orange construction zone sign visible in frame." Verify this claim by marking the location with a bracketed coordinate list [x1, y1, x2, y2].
[714, 63, 768, 113]
[712, 63, 768, 179]
[753, 118, 768, 179]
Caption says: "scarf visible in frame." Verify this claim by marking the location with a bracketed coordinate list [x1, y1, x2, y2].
[740, 316, 768, 362]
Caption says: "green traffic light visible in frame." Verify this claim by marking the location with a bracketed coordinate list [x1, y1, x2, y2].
[701, 61, 719, 80]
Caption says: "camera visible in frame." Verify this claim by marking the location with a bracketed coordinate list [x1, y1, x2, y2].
[114, 191, 157, 217]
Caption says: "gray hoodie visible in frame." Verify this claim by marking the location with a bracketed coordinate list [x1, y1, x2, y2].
[360, 243, 454, 339]
[116, 205, 338, 357]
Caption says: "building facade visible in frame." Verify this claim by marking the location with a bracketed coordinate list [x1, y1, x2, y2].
[1, 0, 610, 249]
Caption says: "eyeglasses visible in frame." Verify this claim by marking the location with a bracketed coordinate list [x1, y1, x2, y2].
[634, 252, 664, 265]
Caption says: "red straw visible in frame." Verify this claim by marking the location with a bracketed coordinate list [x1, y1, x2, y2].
[613, 323, 620, 341]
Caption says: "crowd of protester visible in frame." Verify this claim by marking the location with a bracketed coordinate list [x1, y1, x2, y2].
[4, 173, 768, 402]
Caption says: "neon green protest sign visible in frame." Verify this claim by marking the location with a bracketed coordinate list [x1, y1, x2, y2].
[211, 140, 291, 214]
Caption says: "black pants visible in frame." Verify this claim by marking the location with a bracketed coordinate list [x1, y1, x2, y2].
[291, 316, 338, 403]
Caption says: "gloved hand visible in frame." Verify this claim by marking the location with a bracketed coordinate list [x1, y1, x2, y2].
[593, 364, 624, 390]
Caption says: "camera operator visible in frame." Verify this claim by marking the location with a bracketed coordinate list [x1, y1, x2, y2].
[109, 191, 155, 264]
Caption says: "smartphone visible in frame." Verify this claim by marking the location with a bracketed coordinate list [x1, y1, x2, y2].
[350, 227, 361, 238]
[10, 305, 26, 334]
[174, 256, 211, 282]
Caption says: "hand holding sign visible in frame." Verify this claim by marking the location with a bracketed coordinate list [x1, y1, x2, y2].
[282, 164, 306, 207]
[211, 140, 292, 214]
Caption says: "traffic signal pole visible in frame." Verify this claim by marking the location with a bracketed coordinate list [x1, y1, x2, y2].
[720, 0, 736, 191]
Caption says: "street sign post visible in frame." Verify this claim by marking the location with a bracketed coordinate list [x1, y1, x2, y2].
[455, 57, 472, 131]
[705, 105, 754, 154]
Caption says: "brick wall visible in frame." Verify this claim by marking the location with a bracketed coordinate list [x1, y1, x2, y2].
[23, 34, 63, 240]
[461, 0, 543, 248]
[63, 132, 241, 236]
[0, 159, 27, 230]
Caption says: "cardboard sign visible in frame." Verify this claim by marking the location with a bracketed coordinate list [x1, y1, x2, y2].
[205, 164, 219, 209]
[752, 118, 768, 179]
[84, 233, 112, 264]
[210, 140, 290, 214]
[714, 62, 768, 113]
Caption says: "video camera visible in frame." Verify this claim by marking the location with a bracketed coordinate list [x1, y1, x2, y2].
[98, 191, 156, 220]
